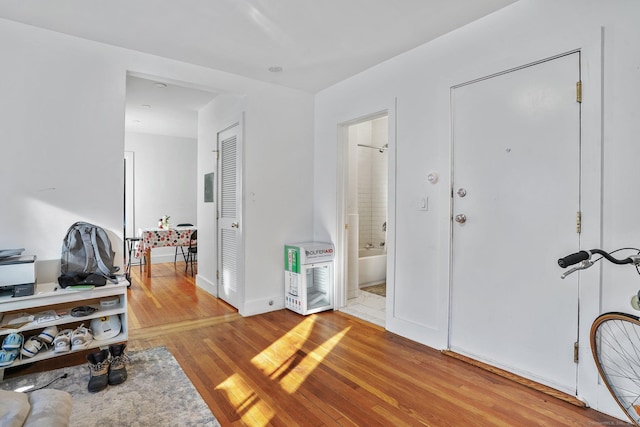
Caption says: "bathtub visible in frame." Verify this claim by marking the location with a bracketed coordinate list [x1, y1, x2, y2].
[358, 248, 387, 287]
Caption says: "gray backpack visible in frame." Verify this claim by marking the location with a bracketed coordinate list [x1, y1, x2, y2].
[60, 222, 117, 278]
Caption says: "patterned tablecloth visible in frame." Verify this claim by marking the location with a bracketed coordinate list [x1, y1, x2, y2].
[135, 226, 196, 258]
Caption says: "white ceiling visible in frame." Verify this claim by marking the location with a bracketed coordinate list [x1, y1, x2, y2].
[125, 76, 218, 138]
[0, 0, 517, 137]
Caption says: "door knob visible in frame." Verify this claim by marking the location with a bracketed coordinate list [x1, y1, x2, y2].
[231, 222, 239, 228]
[454, 214, 467, 224]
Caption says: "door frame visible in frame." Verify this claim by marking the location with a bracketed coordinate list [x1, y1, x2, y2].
[124, 151, 136, 239]
[335, 108, 394, 317]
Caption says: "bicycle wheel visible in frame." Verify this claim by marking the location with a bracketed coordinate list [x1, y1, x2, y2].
[591, 312, 640, 426]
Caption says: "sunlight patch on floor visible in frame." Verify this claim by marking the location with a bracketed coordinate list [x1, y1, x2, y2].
[215, 373, 274, 426]
[280, 326, 350, 394]
[251, 315, 316, 377]
[251, 315, 350, 393]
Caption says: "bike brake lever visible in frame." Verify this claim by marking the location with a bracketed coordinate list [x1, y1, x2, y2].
[561, 260, 594, 279]
[629, 255, 640, 266]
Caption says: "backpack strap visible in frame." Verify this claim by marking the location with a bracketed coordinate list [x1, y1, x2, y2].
[90, 227, 112, 277]
[80, 226, 95, 273]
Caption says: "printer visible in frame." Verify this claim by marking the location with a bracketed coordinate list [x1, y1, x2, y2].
[0, 255, 36, 297]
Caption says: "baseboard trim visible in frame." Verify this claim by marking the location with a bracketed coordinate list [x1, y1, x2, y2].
[195, 275, 217, 297]
[441, 350, 586, 408]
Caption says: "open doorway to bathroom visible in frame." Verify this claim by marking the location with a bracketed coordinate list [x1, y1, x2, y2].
[339, 114, 388, 327]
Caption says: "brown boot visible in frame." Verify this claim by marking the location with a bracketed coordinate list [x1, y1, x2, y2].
[108, 343, 128, 385]
[87, 349, 110, 392]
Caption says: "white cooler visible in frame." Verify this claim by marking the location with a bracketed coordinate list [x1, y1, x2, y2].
[284, 242, 334, 315]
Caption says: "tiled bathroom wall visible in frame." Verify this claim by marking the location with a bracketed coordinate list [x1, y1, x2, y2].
[357, 117, 388, 250]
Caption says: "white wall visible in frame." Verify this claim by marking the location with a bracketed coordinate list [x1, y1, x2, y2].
[197, 88, 315, 315]
[0, 20, 128, 281]
[0, 18, 315, 320]
[241, 89, 315, 315]
[314, 0, 640, 418]
[125, 132, 197, 262]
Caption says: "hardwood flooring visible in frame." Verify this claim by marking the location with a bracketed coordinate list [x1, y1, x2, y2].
[6, 263, 627, 426]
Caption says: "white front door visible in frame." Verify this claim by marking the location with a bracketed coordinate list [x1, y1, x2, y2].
[217, 121, 243, 309]
[450, 52, 581, 394]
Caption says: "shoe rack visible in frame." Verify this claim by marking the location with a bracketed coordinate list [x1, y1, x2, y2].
[0, 277, 128, 380]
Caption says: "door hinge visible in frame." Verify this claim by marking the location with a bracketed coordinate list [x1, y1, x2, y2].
[216, 270, 219, 280]
[576, 81, 582, 103]
[574, 341, 579, 363]
[576, 211, 582, 234]
[344, 224, 349, 230]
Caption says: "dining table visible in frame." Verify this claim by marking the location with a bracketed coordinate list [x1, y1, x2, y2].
[136, 225, 197, 277]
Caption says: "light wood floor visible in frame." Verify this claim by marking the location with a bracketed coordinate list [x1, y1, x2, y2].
[7, 263, 627, 426]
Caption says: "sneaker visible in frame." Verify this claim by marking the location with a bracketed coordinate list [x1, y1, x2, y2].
[0, 349, 19, 367]
[21, 336, 44, 358]
[71, 324, 93, 351]
[2, 332, 23, 350]
[37, 325, 58, 345]
[53, 329, 73, 353]
[87, 349, 110, 393]
[108, 344, 128, 385]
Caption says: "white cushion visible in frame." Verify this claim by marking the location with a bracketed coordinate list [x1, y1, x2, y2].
[25, 389, 72, 427]
[0, 389, 30, 427]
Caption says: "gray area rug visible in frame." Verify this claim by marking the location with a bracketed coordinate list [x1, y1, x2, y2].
[1, 346, 220, 427]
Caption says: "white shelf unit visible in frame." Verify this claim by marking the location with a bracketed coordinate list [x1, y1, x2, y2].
[0, 278, 128, 379]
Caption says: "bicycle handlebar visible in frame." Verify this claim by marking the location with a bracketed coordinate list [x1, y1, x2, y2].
[557, 251, 590, 268]
[558, 249, 636, 268]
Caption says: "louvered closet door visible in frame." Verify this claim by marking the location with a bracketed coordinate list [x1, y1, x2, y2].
[217, 122, 243, 309]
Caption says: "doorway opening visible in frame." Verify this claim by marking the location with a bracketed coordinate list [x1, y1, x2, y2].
[339, 114, 389, 327]
[122, 73, 217, 273]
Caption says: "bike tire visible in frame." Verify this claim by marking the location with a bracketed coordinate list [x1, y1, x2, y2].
[591, 312, 640, 426]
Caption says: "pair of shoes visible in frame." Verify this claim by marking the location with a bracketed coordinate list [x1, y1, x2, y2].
[86, 344, 128, 393]
[53, 329, 73, 353]
[21, 325, 58, 358]
[71, 324, 93, 351]
[0, 333, 23, 367]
